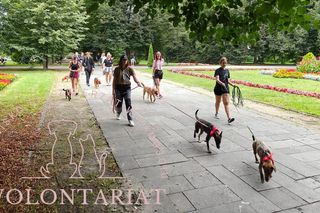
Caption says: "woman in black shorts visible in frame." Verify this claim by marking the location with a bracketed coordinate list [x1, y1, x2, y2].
[214, 57, 235, 124]
[152, 51, 164, 98]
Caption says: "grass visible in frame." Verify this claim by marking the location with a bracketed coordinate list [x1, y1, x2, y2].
[0, 70, 55, 119]
[194, 70, 320, 93]
[137, 68, 320, 116]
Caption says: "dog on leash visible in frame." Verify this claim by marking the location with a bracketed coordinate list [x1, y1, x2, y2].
[248, 127, 276, 183]
[63, 89, 71, 101]
[94, 78, 101, 88]
[62, 75, 69, 82]
[194, 109, 223, 153]
[141, 82, 158, 102]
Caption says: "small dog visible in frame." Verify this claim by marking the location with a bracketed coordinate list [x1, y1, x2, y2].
[194, 109, 223, 153]
[248, 127, 276, 183]
[63, 89, 71, 101]
[62, 75, 69, 82]
[94, 78, 101, 88]
[141, 83, 158, 102]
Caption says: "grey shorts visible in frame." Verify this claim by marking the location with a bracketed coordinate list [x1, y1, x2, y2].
[103, 67, 113, 74]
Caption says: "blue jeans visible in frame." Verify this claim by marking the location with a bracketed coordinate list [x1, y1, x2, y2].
[115, 86, 132, 121]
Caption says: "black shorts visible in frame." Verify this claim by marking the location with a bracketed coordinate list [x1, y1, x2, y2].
[214, 85, 229, 96]
[153, 70, 163, 80]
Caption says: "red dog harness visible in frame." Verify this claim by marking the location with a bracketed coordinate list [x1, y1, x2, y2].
[210, 126, 218, 136]
[263, 152, 274, 164]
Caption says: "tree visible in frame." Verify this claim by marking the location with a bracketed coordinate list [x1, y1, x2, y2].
[2, 0, 88, 69]
[99, 0, 317, 43]
[147, 43, 153, 67]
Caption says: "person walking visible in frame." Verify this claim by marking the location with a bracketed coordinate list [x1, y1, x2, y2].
[102, 52, 113, 86]
[152, 51, 164, 98]
[213, 57, 235, 124]
[112, 55, 142, 127]
[68, 56, 81, 95]
[82, 52, 95, 86]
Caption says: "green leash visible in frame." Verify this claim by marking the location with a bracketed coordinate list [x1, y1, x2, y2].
[231, 85, 244, 107]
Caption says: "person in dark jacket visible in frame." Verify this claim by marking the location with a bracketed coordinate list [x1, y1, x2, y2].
[112, 55, 142, 127]
[82, 52, 95, 86]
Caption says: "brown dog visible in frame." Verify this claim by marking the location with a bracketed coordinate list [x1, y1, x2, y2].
[141, 83, 158, 102]
[62, 75, 69, 82]
[248, 127, 276, 183]
[194, 109, 222, 153]
[94, 78, 101, 88]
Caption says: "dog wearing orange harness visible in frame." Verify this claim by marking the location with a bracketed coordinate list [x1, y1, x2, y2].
[194, 109, 223, 153]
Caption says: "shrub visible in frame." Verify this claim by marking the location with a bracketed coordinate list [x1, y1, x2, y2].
[147, 44, 154, 67]
[297, 52, 320, 73]
[273, 69, 304, 79]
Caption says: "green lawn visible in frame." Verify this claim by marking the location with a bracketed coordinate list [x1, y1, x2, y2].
[194, 70, 320, 93]
[0, 70, 55, 119]
[137, 68, 320, 116]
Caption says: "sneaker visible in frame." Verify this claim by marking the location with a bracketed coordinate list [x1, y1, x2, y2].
[116, 113, 121, 120]
[128, 120, 135, 127]
[228, 118, 235, 124]
[158, 94, 163, 99]
[87, 84, 90, 87]
[214, 113, 219, 119]
[75, 93, 78, 96]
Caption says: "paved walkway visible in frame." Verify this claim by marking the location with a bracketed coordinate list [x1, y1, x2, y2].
[80, 68, 320, 213]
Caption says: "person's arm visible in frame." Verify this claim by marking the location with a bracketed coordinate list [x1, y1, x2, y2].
[227, 70, 235, 87]
[132, 69, 142, 87]
[91, 58, 95, 70]
[102, 59, 105, 70]
[152, 60, 156, 75]
[215, 75, 226, 88]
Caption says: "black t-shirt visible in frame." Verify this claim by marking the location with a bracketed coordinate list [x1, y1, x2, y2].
[214, 67, 230, 90]
[103, 59, 113, 67]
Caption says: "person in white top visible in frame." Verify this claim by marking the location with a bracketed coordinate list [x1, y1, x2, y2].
[152, 51, 164, 98]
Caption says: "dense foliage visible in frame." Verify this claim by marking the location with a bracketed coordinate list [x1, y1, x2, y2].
[1, 0, 87, 68]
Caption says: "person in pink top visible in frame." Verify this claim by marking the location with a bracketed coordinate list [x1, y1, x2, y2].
[152, 51, 164, 98]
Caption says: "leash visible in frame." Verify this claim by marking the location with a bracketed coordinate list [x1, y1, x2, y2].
[231, 85, 243, 108]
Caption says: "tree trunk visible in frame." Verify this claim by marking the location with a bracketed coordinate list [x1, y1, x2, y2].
[43, 55, 49, 70]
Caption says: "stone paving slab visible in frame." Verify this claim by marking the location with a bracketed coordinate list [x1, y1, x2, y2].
[260, 187, 306, 209]
[168, 193, 195, 212]
[207, 165, 280, 213]
[81, 69, 320, 212]
[184, 185, 241, 209]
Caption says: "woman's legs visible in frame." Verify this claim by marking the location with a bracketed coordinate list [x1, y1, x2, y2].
[215, 95, 222, 116]
[74, 78, 78, 94]
[108, 72, 112, 85]
[222, 94, 234, 123]
[71, 78, 75, 92]
[155, 78, 160, 96]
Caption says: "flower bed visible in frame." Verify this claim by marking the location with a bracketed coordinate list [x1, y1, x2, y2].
[169, 69, 320, 99]
[0, 73, 16, 90]
[273, 69, 304, 79]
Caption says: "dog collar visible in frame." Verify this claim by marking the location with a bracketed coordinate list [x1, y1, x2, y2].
[263, 153, 274, 164]
[210, 126, 218, 137]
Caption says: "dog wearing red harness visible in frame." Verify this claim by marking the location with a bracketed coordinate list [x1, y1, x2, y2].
[194, 109, 223, 153]
[248, 126, 276, 183]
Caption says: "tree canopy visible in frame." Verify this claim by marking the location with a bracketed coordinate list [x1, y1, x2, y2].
[87, 0, 318, 43]
[1, 0, 88, 68]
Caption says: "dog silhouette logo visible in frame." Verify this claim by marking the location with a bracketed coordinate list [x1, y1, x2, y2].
[22, 120, 124, 180]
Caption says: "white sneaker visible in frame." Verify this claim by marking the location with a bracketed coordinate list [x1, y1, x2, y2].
[116, 113, 121, 120]
[214, 114, 220, 119]
[128, 120, 135, 127]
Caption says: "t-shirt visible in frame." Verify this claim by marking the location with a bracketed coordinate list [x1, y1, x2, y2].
[113, 67, 135, 86]
[214, 67, 230, 89]
[103, 59, 113, 67]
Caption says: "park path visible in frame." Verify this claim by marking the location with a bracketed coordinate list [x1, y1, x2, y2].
[80, 67, 320, 213]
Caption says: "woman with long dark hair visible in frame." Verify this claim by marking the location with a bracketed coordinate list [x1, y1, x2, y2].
[112, 55, 142, 127]
[82, 52, 95, 86]
[68, 56, 81, 95]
